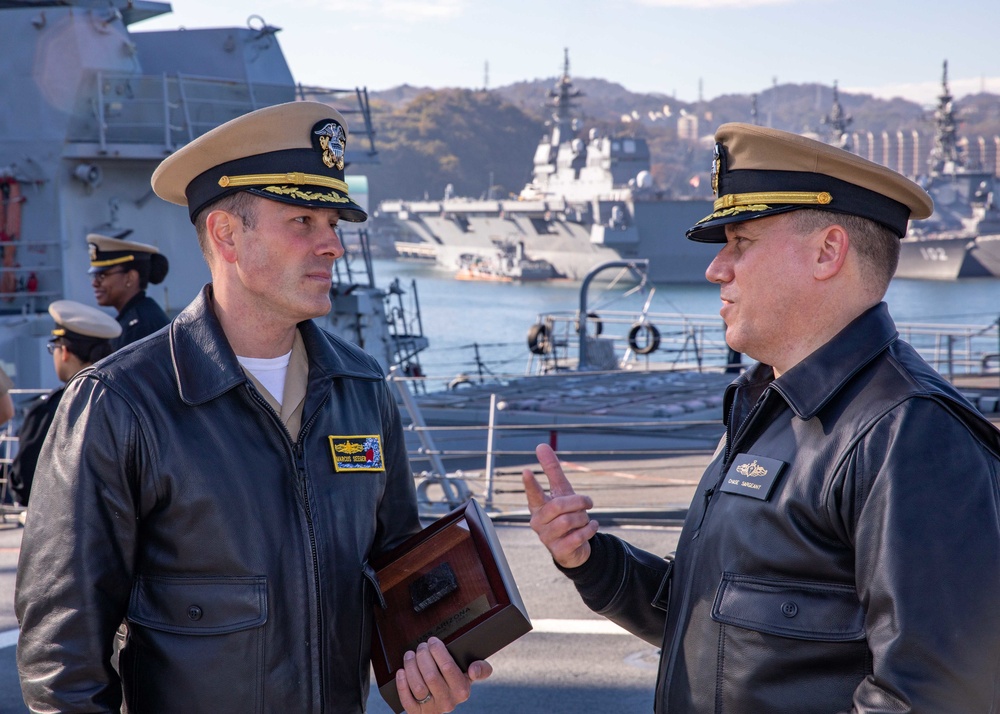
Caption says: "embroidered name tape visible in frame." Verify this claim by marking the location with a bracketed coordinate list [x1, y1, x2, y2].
[719, 453, 786, 501]
[329, 435, 385, 472]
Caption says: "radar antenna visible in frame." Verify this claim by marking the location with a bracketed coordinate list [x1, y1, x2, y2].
[927, 60, 963, 175]
[821, 80, 853, 151]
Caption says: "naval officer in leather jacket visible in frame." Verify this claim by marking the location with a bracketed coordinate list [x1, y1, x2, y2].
[16, 102, 491, 714]
[525, 124, 1000, 713]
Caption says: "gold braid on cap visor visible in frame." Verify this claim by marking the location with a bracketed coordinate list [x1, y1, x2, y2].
[218, 172, 349, 194]
[90, 254, 136, 268]
[698, 190, 833, 223]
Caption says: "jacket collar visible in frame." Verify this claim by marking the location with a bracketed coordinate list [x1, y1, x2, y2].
[117, 290, 148, 316]
[170, 285, 383, 406]
[724, 302, 898, 421]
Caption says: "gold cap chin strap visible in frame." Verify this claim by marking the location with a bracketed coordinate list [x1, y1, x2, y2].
[713, 190, 832, 212]
[697, 190, 834, 225]
[90, 254, 135, 268]
[218, 172, 349, 194]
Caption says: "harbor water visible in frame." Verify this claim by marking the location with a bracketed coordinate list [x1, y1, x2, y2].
[371, 257, 1000, 382]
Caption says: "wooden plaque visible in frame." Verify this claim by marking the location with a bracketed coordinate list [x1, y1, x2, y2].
[370, 499, 532, 712]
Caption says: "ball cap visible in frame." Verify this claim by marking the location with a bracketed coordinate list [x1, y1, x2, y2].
[150, 101, 367, 224]
[686, 123, 934, 242]
[87, 233, 161, 274]
[49, 300, 122, 341]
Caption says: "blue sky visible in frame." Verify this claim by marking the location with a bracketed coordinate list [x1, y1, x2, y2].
[136, 0, 1000, 107]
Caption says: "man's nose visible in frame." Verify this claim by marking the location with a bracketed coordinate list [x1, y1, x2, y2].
[320, 226, 345, 260]
[705, 245, 732, 284]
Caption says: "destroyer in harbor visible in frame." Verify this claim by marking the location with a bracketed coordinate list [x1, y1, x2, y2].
[896, 62, 1000, 279]
[382, 50, 717, 283]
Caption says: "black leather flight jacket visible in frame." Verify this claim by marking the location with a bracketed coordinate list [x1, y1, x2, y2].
[564, 303, 1000, 713]
[16, 286, 421, 713]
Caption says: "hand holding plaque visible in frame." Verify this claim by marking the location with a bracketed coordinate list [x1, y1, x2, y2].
[370, 499, 532, 713]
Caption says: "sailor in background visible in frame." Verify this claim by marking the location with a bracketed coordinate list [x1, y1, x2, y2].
[9, 300, 120, 508]
[88, 233, 170, 348]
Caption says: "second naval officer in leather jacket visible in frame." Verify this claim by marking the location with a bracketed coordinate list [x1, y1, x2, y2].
[16, 101, 491, 714]
[524, 124, 1000, 713]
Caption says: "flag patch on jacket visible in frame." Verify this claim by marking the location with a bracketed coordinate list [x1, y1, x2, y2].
[329, 435, 385, 472]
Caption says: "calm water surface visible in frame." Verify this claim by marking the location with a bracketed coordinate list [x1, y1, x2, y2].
[369, 258, 1000, 379]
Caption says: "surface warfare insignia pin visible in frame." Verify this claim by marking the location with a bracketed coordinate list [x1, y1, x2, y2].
[719, 453, 786, 501]
[329, 435, 385, 472]
[313, 121, 346, 171]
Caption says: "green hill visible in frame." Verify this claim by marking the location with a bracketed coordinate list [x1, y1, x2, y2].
[361, 79, 1000, 209]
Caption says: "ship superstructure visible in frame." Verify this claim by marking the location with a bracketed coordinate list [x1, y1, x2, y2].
[383, 50, 716, 283]
[0, 0, 425, 390]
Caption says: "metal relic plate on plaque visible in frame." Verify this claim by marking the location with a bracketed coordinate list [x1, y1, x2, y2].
[370, 499, 532, 713]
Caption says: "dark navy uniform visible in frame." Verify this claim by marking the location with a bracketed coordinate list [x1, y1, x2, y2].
[9, 387, 64, 506]
[88, 234, 170, 347]
[113, 291, 169, 349]
[12, 300, 120, 506]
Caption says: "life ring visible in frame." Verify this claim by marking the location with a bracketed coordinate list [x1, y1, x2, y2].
[627, 323, 660, 355]
[448, 373, 472, 390]
[527, 322, 551, 355]
[574, 311, 603, 336]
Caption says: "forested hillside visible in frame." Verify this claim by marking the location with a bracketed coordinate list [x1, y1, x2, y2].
[360, 78, 1000, 207]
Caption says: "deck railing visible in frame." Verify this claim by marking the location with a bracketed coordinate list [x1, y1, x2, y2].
[525, 309, 1000, 379]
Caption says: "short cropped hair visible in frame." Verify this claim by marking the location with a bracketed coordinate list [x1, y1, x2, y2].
[193, 192, 260, 260]
[789, 209, 900, 295]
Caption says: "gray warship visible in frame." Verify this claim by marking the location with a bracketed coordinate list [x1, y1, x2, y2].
[0, 0, 426, 392]
[381, 50, 717, 283]
[895, 62, 1000, 279]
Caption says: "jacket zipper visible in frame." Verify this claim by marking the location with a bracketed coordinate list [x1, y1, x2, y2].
[295, 392, 332, 713]
[660, 386, 768, 711]
[246, 383, 332, 712]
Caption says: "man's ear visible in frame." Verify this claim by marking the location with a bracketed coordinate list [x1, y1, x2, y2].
[814, 223, 849, 281]
[205, 209, 240, 264]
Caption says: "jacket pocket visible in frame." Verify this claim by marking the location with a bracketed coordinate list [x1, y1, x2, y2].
[124, 575, 267, 714]
[711, 572, 864, 641]
[709, 572, 868, 714]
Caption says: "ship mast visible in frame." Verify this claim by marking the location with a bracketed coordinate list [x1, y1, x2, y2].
[821, 80, 853, 151]
[927, 60, 962, 175]
[548, 48, 582, 147]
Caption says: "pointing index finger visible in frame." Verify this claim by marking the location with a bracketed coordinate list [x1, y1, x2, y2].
[535, 444, 576, 498]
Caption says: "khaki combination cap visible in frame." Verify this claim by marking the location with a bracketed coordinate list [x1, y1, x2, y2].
[87, 233, 160, 273]
[686, 123, 934, 242]
[150, 101, 367, 224]
[49, 300, 122, 341]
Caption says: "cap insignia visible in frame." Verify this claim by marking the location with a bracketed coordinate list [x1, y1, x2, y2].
[88, 243, 97, 261]
[313, 121, 346, 171]
[711, 143, 721, 197]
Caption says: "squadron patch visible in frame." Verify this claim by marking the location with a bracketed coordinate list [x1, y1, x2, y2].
[329, 434, 385, 472]
[719, 453, 786, 501]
